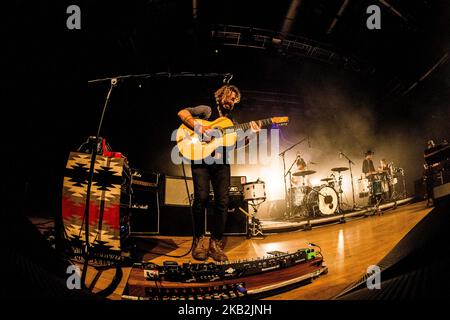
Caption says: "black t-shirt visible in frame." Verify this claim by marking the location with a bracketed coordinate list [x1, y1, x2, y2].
[362, 159, 375, 174]
[185, 105, 235, 123]
[184, 105, 237, 165]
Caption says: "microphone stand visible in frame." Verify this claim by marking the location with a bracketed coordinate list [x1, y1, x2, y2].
[80, 78, 118, 288]
[279, 137, 308, 219]
[80, 72, 233, 287]
[87, 72, 234, 84]
[339, 152, 357, 210]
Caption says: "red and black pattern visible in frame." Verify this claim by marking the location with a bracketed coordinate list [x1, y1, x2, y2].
[62, 152, 131, 255]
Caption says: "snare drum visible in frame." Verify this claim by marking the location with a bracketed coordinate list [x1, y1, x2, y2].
[243, 181, 266, 201]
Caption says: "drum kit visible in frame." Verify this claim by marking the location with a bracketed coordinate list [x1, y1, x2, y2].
[357, 162, 406, 202]
[276, 137, 408, 220]
[288, 166, 349, 218]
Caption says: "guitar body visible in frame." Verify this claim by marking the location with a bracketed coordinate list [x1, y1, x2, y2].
[175, 115, 289, 161]
[176, 117, 237, 161]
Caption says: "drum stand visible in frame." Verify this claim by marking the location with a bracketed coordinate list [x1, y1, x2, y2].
[335, 173, 344, 214]
[240, 200, 265, 238]
[339, 152, 358, 210]
[372, 196, 383, 215]
[399, 169, 407, 199]
[390, 169, 407, 201]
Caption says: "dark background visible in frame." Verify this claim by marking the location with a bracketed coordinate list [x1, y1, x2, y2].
[5, 0, 449, 217]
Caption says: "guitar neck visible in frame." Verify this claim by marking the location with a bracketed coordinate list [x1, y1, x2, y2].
[224, 118, 274, 132]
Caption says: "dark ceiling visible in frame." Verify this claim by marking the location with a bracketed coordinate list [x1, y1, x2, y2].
[83, 0, 449, 90]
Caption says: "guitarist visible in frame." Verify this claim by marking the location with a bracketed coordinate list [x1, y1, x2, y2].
[177, 85, 261, 261]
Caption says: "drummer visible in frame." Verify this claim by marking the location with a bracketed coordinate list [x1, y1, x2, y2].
[362, 150, 377, 180]
[362, 150, 383, 206]
[291, 154, 311, 187]
[378, 159, 390, 175]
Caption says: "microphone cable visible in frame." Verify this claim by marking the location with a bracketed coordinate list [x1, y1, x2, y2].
[143, 159, 195, 259]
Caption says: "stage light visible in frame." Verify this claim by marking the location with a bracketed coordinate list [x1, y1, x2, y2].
[258, 164, 285, 201]
[311, 178, 321, 186]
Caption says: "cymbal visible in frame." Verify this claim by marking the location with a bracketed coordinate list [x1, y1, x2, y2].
[331, 167, 349, 172]
[293, 170, 316, 176]
[320, 178, 334, 182]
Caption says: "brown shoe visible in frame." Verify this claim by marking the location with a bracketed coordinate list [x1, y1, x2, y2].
[192, 235, 209, 261]
[209, 238, 228, 262]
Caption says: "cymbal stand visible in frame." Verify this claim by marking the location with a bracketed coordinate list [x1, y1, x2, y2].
[339, 152, 358, 210]
[399, 168, 407, 199]
[390, 176, 399, 201]
[279, 137, 308, 219]
[336, 172, 344, 213]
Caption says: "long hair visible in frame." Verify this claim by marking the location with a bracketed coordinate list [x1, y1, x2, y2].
[214, 85, 241, 105]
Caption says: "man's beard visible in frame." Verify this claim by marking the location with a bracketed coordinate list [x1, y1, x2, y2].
[219, 105, 232, 115]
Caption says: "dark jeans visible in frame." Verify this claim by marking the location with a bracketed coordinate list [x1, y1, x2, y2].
[191, 163, 230, 240]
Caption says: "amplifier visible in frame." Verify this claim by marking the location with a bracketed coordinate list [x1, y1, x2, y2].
[434, 183, 450, 201]
[163, 175, 247, 206]
[130, 170, 160, 234]
[230, 176, 247, 193]
[131, 169, 159, 190]
[164, 176, 194, 207]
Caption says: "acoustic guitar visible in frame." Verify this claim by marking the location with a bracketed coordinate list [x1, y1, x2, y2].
[176, 116, 289, 161]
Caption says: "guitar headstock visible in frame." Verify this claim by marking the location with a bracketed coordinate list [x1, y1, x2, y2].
[271, 116, 289, 126]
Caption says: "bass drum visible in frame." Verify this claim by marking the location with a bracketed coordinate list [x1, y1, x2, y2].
[306, 186, 339, 216]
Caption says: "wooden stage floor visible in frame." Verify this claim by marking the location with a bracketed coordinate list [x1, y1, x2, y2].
[31, 200, 431, 299]
[134, 200, 432, 300]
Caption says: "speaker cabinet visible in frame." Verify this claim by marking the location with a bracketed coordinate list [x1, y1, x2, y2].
[164, 176, 194, 206]
[130, 189, 160, 234]
[163, 175, 246, 206]
[129, 170, 160, 234]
